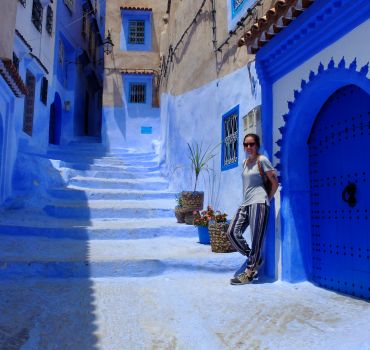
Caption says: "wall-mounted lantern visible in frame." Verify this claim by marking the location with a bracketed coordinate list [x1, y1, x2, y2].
[103, 31, 114, 55]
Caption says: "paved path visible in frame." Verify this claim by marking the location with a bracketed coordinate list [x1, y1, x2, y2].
[0, 142, 369, 349]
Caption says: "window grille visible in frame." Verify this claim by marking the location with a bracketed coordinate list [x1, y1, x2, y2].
[129, 83, 146, 103]
[223, 111, 238, 168]
[64, 0, 74, 13]
[19, 0, 26, 7]
[128, 20, 145, 44]
[46, 5, 53, 35]
[13, 53, 20, 72]
[32, 0, 43, 32]
[40, 77, 48, 105]
[23, 70, 36, 136]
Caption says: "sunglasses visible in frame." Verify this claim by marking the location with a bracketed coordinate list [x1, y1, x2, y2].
[243, 142, 256, 147]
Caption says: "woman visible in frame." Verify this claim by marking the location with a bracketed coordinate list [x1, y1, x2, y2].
[227, 133, 279, 285]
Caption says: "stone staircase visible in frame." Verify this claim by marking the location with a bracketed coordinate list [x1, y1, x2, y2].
[0, 142, 241, 279]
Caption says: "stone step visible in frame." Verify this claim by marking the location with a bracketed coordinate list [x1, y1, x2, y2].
[0, 236, 241, 279]
[0, 217, 193, 239]
[43, 199, 176, 219]
[59, 162, 159, 172]
[48, 151, 157, 161]
[68, 176, 168, 190]
[47, 187, 176, 200]
[59, 168, 162, 180]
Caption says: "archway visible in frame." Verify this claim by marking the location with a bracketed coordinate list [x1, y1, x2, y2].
[277, 59, 370, 287]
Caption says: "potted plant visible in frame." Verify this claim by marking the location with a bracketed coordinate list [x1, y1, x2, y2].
[209, 211, 236, 253]
[181, 142, 218, 223]
[193, 206, 215, 244]
[174, 193, 185, 223]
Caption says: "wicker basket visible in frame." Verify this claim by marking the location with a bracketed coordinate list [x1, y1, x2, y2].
[184, 211, 196, 225]
[181, 191, 204, 212]
[174, 206, 186, 223]
[209, 222, 236, 253]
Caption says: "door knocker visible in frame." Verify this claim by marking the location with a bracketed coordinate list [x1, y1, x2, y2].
[342, 182, 357, 207]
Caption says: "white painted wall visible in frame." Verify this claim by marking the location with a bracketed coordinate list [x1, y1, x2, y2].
[159, 64, 261, 217]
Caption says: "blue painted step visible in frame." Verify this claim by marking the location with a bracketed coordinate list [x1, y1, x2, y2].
[68, 177, 168, 190]
[0, 221, 195, 240]
[60, 169, 161, 180]
[47, 188, 176, 200]
[43, 201, 174, 219]
[59, 162, 159, 172]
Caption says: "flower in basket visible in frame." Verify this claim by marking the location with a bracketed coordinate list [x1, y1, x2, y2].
[214, 210, 227, 223]
[193, 206, 215, 227]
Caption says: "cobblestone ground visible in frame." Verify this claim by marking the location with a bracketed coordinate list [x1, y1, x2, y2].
[0, 274, 369, 350]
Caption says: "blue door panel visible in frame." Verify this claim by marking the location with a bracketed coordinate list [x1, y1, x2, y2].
[309, 84, 370, 300]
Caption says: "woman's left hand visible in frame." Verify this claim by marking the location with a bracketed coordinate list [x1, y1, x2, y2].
[266, 170, 279, 200]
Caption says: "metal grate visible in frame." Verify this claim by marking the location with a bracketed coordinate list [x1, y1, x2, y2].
[129, 83, 146, 103]
[32, 0, 43, 32]
[128, 20, 145, 44]
[223, 112, 238, 166]
[46, 5, 53, 35]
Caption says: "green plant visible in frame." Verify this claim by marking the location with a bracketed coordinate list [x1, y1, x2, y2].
[175, 193, 183, 208]
[187, 142, 218, 192]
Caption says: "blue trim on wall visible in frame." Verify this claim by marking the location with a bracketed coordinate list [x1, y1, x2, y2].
[257, 0, 370, 82]
[221, 105, 239, 172]
[141, 126, 152, 134]
[231, 0, 257, 18]
[121, 10, 152, 52]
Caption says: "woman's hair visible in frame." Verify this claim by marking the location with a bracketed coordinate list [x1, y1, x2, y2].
[244, 133, 261, 149]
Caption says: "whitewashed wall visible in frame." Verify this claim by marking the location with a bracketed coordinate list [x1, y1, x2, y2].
[160, 64, 261, 216]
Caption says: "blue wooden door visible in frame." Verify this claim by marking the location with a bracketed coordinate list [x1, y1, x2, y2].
[309, 84, 370, 300]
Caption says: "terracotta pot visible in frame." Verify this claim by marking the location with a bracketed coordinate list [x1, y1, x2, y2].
[181, 191, 204, 212]
[174, 206, 185, 223]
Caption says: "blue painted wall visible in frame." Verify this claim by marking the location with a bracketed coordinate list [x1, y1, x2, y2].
[255, 0, 370, 283]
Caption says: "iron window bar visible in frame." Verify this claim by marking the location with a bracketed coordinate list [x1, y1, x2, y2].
[128, 20, 145, 44]
[129, 83, 146, 103]
[31, 0, 43, 33]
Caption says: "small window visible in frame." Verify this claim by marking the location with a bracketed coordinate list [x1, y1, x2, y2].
[46, 5, 53, 35]
[129, 83, 146, 103]
[128, 20, 145, 44]
[13, 53, 20, 72]
[23, 70, 36, 136]
[32, 0, 43, 32]
[19, 0, 26, 7]
[221, 106, 239, 171]
[40, 77, 48, 105]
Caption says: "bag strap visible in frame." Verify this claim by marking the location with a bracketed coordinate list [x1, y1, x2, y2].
[257, 155, 265, 178]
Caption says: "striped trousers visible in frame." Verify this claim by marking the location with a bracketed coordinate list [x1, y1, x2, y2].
[226, 203, 269, 271]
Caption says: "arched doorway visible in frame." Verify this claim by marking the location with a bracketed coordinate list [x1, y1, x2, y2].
[308, 84, 370, 299]
[49, 92, 62, 145]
